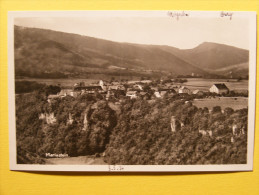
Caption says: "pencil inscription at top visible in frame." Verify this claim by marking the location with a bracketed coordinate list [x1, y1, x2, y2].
[220, 11, 233, 20]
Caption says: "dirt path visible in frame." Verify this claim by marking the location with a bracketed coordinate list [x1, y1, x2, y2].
[45, 156, 107, 165]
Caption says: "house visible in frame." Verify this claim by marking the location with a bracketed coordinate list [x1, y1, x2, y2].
[133, 84, 143, 91]
[178, 86, 190, 94]
[126, 91, 138, 99]
[140, 80, 152, 84]
[70, 91, 80, 98]
[74, 85, 103, 94]
[74, 82, 85, 87]
[99, 80, 107, 91]
[193, 89, 204, 96]
[209, 83, 229, 94]
[139, 92, 151, 100]
[111, 81, 120, 85]
[167, 88, 177, 95]
[106, 89, 125, 100]
[58, 89, 73, 97]
[154, 91, 162, 98]
[108, 85, 125, 91]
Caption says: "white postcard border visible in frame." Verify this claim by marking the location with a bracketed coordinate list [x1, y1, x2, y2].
[8, 10, 257, 172]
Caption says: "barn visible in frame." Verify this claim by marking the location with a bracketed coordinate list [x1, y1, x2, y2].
[209, 83, 229, 94]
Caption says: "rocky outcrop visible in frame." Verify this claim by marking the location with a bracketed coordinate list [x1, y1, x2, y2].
[39, 112, 57, 124]
[171, 116, 181, 132]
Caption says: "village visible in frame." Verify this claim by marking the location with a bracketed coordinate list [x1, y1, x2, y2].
[47, 79, 231, 103]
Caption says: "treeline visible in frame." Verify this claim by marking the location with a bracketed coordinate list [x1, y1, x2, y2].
[15, 81, 45, 94]
[15, 81, 61, 94]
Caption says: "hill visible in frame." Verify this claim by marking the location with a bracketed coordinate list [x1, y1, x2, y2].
[14, 26, 248, 79]
[213, 62, 248, 78]
[161, 42, 249, 76]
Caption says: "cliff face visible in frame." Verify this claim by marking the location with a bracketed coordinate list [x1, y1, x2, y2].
[39, 112, 57, 124]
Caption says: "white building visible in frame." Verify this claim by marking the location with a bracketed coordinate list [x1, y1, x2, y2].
[126, 91, 138, 99]
[209, 84, 229, 94]
[178, 86, 190, 94]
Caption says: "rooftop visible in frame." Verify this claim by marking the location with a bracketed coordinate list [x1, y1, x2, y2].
[213, 83, 229, 89]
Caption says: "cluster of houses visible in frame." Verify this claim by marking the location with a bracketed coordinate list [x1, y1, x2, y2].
[47, 79, 230, 103]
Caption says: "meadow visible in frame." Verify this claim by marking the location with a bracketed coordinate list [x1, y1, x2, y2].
[182, 78, 248, 91]
[193, 97, 248, 110]
[16, 77, 248, 92]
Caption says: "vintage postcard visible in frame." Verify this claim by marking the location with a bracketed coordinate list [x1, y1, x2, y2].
[8, 11, 256, 172]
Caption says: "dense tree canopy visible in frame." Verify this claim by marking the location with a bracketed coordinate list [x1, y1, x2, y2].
[16, 89, 247, 165]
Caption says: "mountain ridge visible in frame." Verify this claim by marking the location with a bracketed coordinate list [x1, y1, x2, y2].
[14, 25, 249, 79]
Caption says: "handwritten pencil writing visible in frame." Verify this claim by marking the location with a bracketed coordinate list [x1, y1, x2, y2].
[108, 165, 124, 171]
[220, 11, 233, 20]
[167, 11, 189, 20]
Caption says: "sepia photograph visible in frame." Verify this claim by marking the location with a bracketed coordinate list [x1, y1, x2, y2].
[8, 11, 256, 172]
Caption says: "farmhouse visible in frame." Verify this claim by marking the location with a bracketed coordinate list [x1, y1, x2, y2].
[108, 85, 125, 91]
[168, 88, 177, 95]
[193, 89, 204, 96]
[59, 89, 74, 97]
[154, 91, 162, 98]
[133, 84, 143, 91]
[209, 83, 229, 94]
[73, 80, 106, 94]
[178, 86, 190, 94]
[74, 85, 103, 94]
[139, 92, 150, 100]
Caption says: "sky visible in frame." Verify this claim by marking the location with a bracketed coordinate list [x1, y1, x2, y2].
[14, 14, 249, 50]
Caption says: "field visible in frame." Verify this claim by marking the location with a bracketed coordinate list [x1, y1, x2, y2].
[193, 97, 248, 110]
[45, 156, 107, 165]
[182, 78, 248, 91]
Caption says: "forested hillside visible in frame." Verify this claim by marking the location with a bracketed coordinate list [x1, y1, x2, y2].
[15, 26, 249, 79]
[16, 90, 117, 163]
[105, 98, 247, 164]
[14, 26, 204, 79]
